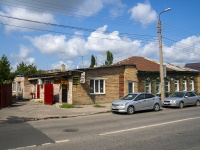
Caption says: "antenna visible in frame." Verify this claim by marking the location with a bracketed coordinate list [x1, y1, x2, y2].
[80, 56, 84, 68]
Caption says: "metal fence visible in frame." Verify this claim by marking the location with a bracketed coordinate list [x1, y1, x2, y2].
[0, 84, 12, 108]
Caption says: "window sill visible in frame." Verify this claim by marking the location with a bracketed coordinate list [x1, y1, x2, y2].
[90, 93, 105, 95]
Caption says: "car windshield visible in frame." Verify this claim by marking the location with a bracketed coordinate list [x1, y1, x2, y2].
[170, 92, 185, 98]
[122, 94, 138, 100]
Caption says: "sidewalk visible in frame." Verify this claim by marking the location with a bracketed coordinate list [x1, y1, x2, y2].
[0, 100, 112, 122]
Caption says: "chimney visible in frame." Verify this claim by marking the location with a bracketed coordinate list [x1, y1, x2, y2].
[61, 64, 65, 72]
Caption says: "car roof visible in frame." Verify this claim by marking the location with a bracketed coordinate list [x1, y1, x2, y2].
[175, 91, 194, 93]
[128, 92, 153, 94]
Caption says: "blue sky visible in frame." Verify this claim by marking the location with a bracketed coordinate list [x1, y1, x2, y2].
[0, 0, 200, 71]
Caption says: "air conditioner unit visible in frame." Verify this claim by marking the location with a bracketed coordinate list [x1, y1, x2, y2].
[37, 79, 43, 85]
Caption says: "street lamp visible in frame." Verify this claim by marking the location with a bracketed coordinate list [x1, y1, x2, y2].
[158, 8, 171, 101]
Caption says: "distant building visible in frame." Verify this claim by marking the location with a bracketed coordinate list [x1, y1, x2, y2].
[185, 63, 200, 71]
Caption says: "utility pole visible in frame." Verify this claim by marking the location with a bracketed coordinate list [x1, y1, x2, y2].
[158, 8, 171, 101]
[81, 56, 84, 68]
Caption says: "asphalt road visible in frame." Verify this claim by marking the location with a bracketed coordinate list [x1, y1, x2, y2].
[1, 106, 200, 150]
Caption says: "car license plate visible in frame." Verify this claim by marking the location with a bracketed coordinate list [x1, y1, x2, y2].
[164, 102, 169, 105]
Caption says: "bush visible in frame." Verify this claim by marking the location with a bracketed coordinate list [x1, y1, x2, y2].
[60, 103, 75, 108]
[93, 104, 101, 107]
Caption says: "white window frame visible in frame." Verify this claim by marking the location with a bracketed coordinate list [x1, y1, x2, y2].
[90, 79, 105, 94]
[174, 80, 179, 91]
[12, 82, 16, 92]
[17, 82, 21, 92]
[145, 81, 151, 93]
[165, 81, 170, 92]
[183, 80, 187, 91]
[155, 81, 160, 94]
[190, 80, 194, 91]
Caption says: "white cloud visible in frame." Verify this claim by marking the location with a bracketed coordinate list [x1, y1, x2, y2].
[51, 60, 75, 70]
[11, 45, 35, 64]
[85, 26, 200, 66]
[142, 41, 159, 57]
[28, 34, 66, 54]
[129, 2, 157, 25]
[10, 45, 35, 71]
[26, 25, 200, 69]
[0, 7, 56, 32]
[28, 34, 87, 59]
[163, 36, 200, 65]
[85, 25, 142, 63]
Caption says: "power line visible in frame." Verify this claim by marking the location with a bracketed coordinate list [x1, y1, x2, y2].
[0, 14, 156, 40]
[0, 2, 199, 55]
[0, 22, 155, 44]
[2, 22, 199, 56]
[0, 0, 158, 29]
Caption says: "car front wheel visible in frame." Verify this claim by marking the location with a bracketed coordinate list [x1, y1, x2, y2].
[196, 100, 200, 107]
[179, 102, 184, 109]
[153, 103, 160, 111]
[127, 106, 135, 114]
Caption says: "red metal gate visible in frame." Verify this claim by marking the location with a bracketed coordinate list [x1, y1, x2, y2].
[0, 84, 12, 108]
[37, 85, 40, 98]
[44, 84, 53, 105]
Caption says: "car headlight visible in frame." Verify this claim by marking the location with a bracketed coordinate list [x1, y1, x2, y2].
[171, 100, 176, 104]
[118, 103, 124, 106]
[119, 102, 129, 106]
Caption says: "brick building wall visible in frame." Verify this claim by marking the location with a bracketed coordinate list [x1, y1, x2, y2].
[196, 75, 200, 94]
[124, 66, 139, 94]
[72, 65, 137, 105]
[12, 76, 34, 99]
[137, 72, 200, 96]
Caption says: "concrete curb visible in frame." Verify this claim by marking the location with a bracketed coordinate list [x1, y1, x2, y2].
[0, 110, 112, 122]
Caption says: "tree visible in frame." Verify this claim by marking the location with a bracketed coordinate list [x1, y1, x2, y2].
[0, 54, 12, 84]
[104, 50, 113, 66]
[14, 62, 44, 75]
[90, 55, 96, 68]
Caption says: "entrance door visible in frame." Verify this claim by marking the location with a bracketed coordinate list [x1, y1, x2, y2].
[37, 85, 40, 98]
[128, 81, 134, 93]
[62, 84, 67, 103]
[44, 84, 53, 105]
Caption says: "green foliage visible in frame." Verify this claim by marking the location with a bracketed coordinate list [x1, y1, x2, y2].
[0, 54, 12, 84]
[104, 50, 113, 66]
[0, 54, 44, 84]
[14, 61, 44, 75]
[90, 55, 96, 68]
[60, 103, 75, 108]
[93, 104, 101, 107]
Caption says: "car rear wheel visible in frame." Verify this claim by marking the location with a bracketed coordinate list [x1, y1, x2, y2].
[179, 102, 184, 109]
[127, 106, 135, 114]
[196, 100, 200, 107]
[153, 103, 160, 111]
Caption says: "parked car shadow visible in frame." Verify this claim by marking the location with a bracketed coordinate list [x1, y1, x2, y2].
[6, 116, 36, 123]
[162, 105, 198, 109]
[112, 109, 163, 115]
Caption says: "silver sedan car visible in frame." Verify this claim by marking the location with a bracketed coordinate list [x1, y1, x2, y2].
[163, 91, 200, 108]
[111, 93, 162, 114]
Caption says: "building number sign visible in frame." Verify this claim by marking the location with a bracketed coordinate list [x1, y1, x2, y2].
[73, 76, 79, 85]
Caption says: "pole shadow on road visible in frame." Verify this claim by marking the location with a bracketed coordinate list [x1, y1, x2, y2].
[0, 116, 54, 150]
